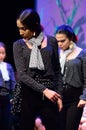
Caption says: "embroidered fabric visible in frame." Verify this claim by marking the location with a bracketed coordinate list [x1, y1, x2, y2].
[34, 74, 54, 89]
[11, 82, 22, 115]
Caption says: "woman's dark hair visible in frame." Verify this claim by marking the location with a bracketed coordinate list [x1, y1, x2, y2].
[0, 42, 6, 49]
[17, 8, 43, 35]
[0, 41, 7, 61]
[54, 25, 77, 43]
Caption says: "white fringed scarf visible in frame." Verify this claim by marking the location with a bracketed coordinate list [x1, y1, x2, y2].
[28, 32, 45, 70]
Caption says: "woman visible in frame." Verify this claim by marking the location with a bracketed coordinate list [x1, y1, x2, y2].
[13, 8, 63, 130]
[55, 24, 86, 130]
[0, 41, 16, 130]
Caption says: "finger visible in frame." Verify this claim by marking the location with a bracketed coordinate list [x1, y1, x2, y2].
[56, 93, 61, 97]
[54, 95, 58, 100]
[51, 97, 57, 103]
[51, 98, 56, 103]
[77, 104, 84, 108]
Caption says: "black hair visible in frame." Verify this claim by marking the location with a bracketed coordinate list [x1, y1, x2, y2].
[0, 41, 7, 61]
[54, 24, 77, 43]
[17, 8, 43, 36]
[0, 42, 6, 49]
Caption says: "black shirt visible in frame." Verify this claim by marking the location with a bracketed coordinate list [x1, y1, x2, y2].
[13, 35, 63, 94]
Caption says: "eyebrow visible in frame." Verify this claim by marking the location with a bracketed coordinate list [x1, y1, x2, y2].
[17, 27, 27, 31]
[57, 39, 66, 42]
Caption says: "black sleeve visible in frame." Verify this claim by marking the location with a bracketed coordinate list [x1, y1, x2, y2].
[49, 36, 63, 95]
[13, 39, 46, 93]
[79, 50, 86, 100]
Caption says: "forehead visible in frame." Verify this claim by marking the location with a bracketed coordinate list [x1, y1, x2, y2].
[0, 47, 5, 52]
[56, 33, 67, 39]
[17, 19, 23, 27]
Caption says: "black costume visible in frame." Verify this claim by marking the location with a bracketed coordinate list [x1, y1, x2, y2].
[60, 49, 86, 130]
[13, 36, 63, 130]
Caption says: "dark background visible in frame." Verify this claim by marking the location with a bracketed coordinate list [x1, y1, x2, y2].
[0, 0, 35, 70]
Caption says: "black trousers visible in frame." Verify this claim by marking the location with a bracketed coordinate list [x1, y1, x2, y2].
[0, 95, 12, 130]
[59, 85, 83, 130]
[59, 102, 83, 130]
[20, 86, 60, 130]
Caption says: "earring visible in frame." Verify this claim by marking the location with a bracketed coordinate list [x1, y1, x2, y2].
[69, 41, 74, 49]
[33, 32, 36, 36]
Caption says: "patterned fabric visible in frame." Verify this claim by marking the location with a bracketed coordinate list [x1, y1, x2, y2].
[28, 32, 45, 70]
[34, 74, 54, 89]
[11, 82, 22, 115]
[13, 36, 63, 94]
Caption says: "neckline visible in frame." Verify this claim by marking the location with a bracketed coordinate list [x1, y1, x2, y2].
[66, 49, 83, 61]
[24, 36, 48, 50]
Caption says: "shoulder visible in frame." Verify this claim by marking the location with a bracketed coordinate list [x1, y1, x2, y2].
[83, 49, 86, 55]
[80, 49, 86, 57]
[13, 39, 25, 51]
[13, 39, 25, 47]
[47, 35, 58, 47]
[47, 35, 57, 42]
[79, 49, 86, 64]
[4, 62, 14, 70]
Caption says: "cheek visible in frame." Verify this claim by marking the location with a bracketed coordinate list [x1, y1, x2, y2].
[0, 56, 5, 61]
[4, 55, 6, 59]
[64, 41, 70, 48]
[26, 31, 33, 39]
[57, 42, 60, 47]
[60, 42, 69, 50]
[2, 55, 5, 59]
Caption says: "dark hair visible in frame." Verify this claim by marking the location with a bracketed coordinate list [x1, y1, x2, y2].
[0, 42, 6, 49]
[54, 25, 77, 43]
[17, 8, 43, 35]
[0, 41, 7, 61]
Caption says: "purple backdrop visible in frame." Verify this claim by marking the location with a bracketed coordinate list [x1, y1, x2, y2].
[36, 0, 86, 48]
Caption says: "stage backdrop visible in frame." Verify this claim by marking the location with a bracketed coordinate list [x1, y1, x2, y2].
[36, 0, 86, 48]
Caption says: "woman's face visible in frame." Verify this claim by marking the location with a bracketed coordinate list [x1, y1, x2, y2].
[0, 46, 6, 62]
[17, 19, 33, 40]
[56, 33, 71, 51]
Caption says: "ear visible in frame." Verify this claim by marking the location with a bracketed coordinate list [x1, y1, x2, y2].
[33, 32, 36, 36]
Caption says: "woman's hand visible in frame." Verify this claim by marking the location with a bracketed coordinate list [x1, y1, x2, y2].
[43, 88, 61, 103]
[77, 100, 86, 108]
[57, 98, 63, 111]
